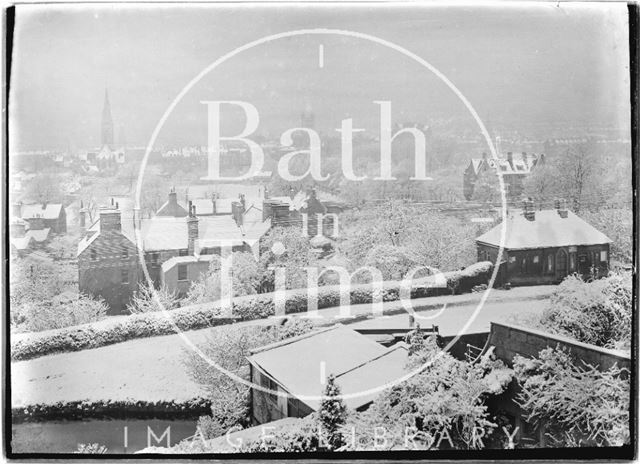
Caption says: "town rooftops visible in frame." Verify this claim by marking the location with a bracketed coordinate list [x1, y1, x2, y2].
[247, 325, 409, 411]
[476, 209, 612, 250]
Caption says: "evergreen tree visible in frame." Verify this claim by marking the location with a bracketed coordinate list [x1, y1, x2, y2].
[318, 374, 347, 451]
[405, 323, 425, 356]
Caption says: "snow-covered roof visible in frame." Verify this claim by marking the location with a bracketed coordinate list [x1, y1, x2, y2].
[476, 209, 612, 250]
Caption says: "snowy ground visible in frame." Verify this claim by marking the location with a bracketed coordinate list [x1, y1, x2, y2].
[11, 286, 552, 408]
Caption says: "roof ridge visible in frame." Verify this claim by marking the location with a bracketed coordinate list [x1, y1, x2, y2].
[248, 323, 344, 355]
[335, 342, 408, 379]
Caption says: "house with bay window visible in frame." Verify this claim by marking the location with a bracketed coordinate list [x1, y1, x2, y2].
[475, 200, 612, 286]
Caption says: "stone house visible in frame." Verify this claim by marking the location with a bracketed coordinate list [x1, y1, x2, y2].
[475, 200, 612, 286]
[77, 190, 271, 313]
[77, 207, 141, 313]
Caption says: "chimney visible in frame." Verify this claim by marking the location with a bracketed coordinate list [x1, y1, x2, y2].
[507, 152, 514, 169]
[523, 199, 535, 221]
[79, 207, 86, 230]
[12, 202, 22, 218]
[232, 201, 244, 226]
[99, 207, 122, 232]
[187, 202, 199, 255]
[557, 198, 568, 218]
[239, 194, 246, 212]
[168, 187, 178, 205]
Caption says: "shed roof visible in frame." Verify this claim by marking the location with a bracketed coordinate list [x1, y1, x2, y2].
[476, 209, 612, 250]
[248, 325, 407, 411]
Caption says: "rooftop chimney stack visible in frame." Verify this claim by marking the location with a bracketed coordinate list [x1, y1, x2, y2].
[187, 203, 199, 256]
[99, 207, 122, 232]
[523, 199, 535, 221]
[79, 201, 87, 231]
[168, 187, 178, 205]
[557, 198, 568, 218]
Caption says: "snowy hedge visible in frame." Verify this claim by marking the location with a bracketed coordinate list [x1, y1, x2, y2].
[12, 262, 493, 361]
[13, 397, 211, 422]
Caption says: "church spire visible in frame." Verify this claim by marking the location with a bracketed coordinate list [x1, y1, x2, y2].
[101, 88, 114, 149]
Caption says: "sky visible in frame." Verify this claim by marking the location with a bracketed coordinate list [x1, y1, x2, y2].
[9, 2, 631, 151]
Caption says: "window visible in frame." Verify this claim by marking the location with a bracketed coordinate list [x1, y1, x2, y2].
[178, 264, 187, 281]
[150, 253, 159, 264]
[600, 250, 607, 262]
[521, 256, 527, 274]
[533, 255, 539, 264]
[121, 269, 129, 284]
[547, 254, 554, 273]
[122, 248, 129, 260]
[509, 256, 516, 264]
[91, 249, 97, 261]
[179, 249, 188, 257]
[569, 253, 576, 272]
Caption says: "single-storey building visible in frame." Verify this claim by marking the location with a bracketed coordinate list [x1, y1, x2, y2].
[247, 325, 409, 425]
[475, 200, 612, 286]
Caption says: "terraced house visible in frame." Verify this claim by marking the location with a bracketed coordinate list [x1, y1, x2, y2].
[77, 190, 271, 314]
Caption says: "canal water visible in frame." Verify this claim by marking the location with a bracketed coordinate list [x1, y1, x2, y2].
[11, 419, 198, 454]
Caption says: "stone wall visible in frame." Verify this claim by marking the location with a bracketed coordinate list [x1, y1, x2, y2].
[488, 321, 630, 371]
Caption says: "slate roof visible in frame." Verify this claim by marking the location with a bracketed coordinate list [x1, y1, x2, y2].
[476, 209, 612, 250]
[247, 325, 408, 411]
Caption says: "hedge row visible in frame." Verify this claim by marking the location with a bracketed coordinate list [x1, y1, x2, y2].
[12, 262, 493, 362]
[12, 397, 212, 423]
